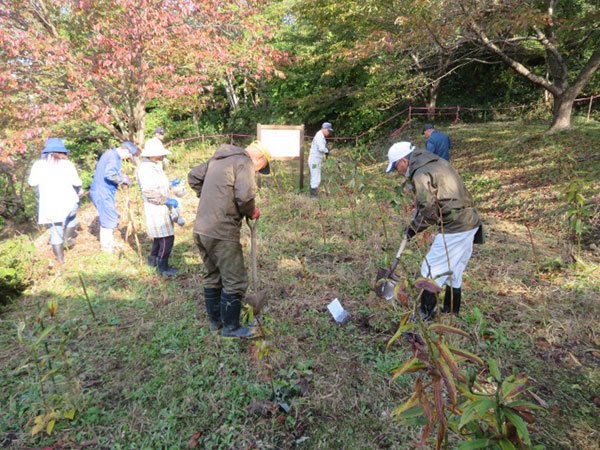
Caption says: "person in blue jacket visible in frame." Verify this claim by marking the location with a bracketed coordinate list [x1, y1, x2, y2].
[422, 124, 451, 161]
[90, 141, 137, 252]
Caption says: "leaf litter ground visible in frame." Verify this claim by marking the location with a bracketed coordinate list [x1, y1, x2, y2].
[1, 120, 599, 449]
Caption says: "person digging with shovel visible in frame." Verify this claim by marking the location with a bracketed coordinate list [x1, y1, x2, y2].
[188, 140, 270, 338]
[384, 141, 484, 321]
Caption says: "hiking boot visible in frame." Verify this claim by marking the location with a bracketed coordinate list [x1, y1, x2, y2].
[310, 188, 318, 198]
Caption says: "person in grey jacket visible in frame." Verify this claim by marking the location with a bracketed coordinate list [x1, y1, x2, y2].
[188, 141, 270, 338]
[385, 141, 483, 320]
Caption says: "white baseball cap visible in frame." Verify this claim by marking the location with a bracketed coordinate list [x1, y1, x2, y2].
[385, 142, 414, 173]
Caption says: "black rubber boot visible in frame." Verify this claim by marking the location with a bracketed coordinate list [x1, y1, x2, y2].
[157, 258, 178, 276]
[310, 188, 318, 198]
[220, 292, 256, 338]
[64, 227, 77, 249]
[441, 287, 461, 316]
[204, 287, 222, 331]
[418, 290, 438, 321]
[52, 244, 64, 264]
[147, 254, 158, 267]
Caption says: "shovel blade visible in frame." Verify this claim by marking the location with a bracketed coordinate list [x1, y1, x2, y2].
[375, 267, 400, 300]
[245, 289, 268, 315]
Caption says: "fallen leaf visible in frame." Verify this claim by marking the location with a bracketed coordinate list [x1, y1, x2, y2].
[414, 278, 442, 293]
[297, 377, 310, 396]
[186, 431, 202, 448]
[534, 338, 551, 348]
[247, 400, 278, 417]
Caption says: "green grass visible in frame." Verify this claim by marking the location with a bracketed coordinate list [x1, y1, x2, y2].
[1, 119, 600, 449]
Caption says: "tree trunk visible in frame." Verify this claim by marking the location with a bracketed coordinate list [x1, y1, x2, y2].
[223, 76, 239, 111]
[132, 98, 146, 152]
[426, 81, 440, 118]
[547, 90, 576, 134]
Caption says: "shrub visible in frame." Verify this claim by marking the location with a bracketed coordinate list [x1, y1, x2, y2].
[0, 235, 36, 307]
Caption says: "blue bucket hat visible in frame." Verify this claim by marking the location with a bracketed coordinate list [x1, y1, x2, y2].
[41, 138, 69, 155]
[121, 141, 138, 155]
[322, 122, 333, 131]
[154, 128, 165, 135]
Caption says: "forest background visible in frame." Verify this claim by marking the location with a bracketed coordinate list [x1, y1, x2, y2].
[1, 0, 600, 226]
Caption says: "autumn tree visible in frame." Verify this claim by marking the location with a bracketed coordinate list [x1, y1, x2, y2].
[455, 0, 600, 132]
[0, 0, 285, 157]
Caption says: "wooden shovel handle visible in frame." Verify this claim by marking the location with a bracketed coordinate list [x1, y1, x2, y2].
[245, 216, 259, 292]
[387, 237, 408, 276]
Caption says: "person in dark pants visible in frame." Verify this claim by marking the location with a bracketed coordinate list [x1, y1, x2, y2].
[136, 138, 180, 276]
[423, 124, 451, 161]
[385, 141, 484, 320]
[188, 140, 270, 338]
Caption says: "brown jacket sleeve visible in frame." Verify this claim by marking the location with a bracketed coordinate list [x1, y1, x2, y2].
[233, 159, 256, 218]
[143, 189, 167, 205]
[188, 162, 208, 198]
[409, 171, 439, 233]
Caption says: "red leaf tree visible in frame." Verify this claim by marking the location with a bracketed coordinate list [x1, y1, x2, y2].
[0, 0, 285, 159]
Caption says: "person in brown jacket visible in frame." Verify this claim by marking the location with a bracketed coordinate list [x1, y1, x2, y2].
[385, 142, 484, 320]
[188, 141, 270, 338]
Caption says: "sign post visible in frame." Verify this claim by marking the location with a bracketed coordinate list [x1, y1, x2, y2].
[257, 124, 305, 189]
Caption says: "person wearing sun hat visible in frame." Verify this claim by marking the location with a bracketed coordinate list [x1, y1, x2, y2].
[28, 138, 83, 264]
[136, 138, 180, 276]
[89, 140, 137, 253]
[187, 140, 269, 338]
[385, 141, 483, 320]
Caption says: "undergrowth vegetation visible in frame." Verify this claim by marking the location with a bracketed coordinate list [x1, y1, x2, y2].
[1, 120, 599, 449]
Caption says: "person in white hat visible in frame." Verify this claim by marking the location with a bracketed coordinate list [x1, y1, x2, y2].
[385, 141, 484, 320]
[136, 138, 180, 276]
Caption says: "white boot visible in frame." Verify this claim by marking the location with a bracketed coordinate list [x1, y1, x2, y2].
[99, 227, 115, 253]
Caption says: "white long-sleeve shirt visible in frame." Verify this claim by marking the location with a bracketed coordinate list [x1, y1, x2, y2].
[308, 130, 329, 162]
[28, 158, 82, 224]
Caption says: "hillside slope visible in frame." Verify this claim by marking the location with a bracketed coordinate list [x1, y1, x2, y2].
[1, 120, 599, 449]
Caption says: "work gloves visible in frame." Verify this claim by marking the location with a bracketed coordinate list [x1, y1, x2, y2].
[250, 207, 260, 220]
[165, 198, 179, 208]
[404, 226, 416, 241]
[122, 175, 131, 185]
[171, 178, 181, 187]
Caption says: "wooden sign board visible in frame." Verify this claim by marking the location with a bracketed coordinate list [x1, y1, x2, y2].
[257, 124, 304, 189]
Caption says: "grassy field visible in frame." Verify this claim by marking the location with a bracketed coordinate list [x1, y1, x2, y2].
[1, 120, 599, 449]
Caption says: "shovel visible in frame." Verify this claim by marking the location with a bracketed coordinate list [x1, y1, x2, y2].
[244, 216, 268, 315]
[374, 237, 407, 300]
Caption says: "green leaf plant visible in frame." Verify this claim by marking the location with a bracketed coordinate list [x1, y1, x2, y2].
[387, 285, 544, 449]
[15, 298, 81, 436]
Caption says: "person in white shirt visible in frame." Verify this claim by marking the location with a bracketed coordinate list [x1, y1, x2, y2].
[308, 122, 333, 198]
[28, 138, 83, 264]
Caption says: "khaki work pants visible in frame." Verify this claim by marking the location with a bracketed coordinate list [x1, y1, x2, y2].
[193, 233, 248, 296]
